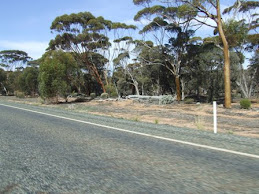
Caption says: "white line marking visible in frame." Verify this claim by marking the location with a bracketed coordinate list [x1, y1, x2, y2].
[1, 103, 259, 159]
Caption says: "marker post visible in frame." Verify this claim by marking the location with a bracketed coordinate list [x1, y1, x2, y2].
[213, 101, 217, 134]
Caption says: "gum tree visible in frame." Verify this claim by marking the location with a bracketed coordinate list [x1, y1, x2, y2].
[49, 12, 136, 93]
[133, 1, 197, 101]
[134, 0, 244, 108]
[0, 50, 32, 70]
[223, 0, 259, 98]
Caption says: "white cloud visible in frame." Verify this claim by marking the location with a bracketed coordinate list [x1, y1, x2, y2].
[123, 19, 150, 26]
[0, 40, 49, 59]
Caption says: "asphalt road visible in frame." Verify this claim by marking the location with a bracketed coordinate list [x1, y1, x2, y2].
[0, 103, 259, 193]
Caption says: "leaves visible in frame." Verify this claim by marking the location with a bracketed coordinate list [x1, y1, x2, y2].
[134, 6, 165, 21]
[0, 50, 32, 69]
[133, 0, 152, 5]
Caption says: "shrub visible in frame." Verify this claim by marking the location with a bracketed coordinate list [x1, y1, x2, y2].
[184, 98, 194, 104]
[240, 99, 251, 109]
[14, 91, 25, 98]
[74, 97, 86, 102]
[159, 95, 174, 105]
[110, 91, 118, 98]
[104, 84, 117, 98]
[90, 93, 96, 99]
[101, 93, 108, 99]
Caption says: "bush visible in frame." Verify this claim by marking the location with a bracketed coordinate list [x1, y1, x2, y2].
[184, 98, 194, 104]
[160, 95, 174, 105]
[104, 84, 117, 98]
[110, 91, 118, 98]
[101, 93, 108, 99]
[90, 93, 96, 99]
[14, 91, 25, 98]
[240, 99, 251, 109]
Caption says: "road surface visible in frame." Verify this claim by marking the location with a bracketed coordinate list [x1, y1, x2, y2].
[0, 102, 259, 193]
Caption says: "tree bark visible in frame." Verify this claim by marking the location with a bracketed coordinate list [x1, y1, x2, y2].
[175, 75, 181, 101]
[133, 81, 140, 96]
[217, 0, 231, 108]
[89, 65, 106, 93]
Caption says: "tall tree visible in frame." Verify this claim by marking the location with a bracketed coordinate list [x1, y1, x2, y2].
[223, 0, 259, 98]
[38, 50, 77, 103]
[0, 50, 32, 70]
[0, 68, 7, 95]
[133, 1, 197, 101]
[17, 67, 39, 96]
[49, 12, 136, 93]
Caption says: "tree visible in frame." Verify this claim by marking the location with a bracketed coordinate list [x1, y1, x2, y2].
[49, 12, 136, 93]
[0, 50, 32, 70]
[133, 1, 197, 101]
[113, 49, 141, 95]
[133, 40, 174, 95]
[187, 43, 240, 102]
[0, 68, 7, 95]
[222, 0, 259, 98]
[38, 51, 77, 103]
[17, 67, 39, 96]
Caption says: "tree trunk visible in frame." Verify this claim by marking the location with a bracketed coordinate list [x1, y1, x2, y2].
[1, 83, 8, 95]
[133, 81, 140, 96]
[104, 69, 109, 86]
[90, 65, 106, 93]
[217, 0, 231, 108]
[175, 75, 181, 101]
[113, 81, 121, 98]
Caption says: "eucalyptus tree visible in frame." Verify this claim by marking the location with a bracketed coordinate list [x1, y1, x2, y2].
[38, 50, 79, 103]
[113, 45, 141, 95]
[0, 68, 7, 95]
[0, 50, 32, 70]
[133, 40, 174, 95]
[17, 67, 39, 96]
[104, 23, 136, 86]
[186, 43, 240, 102]
[222, 0, 259, 98]
[249, 51, 259, 86]
[49, 12, 136, 93]
[133, 1, 197, 101]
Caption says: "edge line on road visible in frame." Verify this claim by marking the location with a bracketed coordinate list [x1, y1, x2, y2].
[1, 103, 259, 159]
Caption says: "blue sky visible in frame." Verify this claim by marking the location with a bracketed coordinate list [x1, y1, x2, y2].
[0, 0, 140, 59]
[0, 0, 239, 60]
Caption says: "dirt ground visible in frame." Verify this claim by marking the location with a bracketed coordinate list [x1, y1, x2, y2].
[74, 99, 259, 138]
[2, 96, 259, 138]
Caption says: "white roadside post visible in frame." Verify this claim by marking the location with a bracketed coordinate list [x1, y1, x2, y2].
[213, 101, 217, 134]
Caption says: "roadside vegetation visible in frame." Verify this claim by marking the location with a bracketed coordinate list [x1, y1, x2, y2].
[0, 1, 258, 109]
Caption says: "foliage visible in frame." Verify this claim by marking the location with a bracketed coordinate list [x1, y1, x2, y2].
[0, 68, 7, 82]
[154, 119, 159, 124]
[159, 95, 175, 105]
[90, 93, 96, 99]
[0, 69, 7, 94]
[184, 98, 194, 104]
[101, 92, 109, 99]
[49, 12, 136, 93]
[104, 84, 117, 98]
[14, 91, 25, 98]
[240, 99, 251, 109]
[17, 67, 39, 96]
[0, 50, 32, 69]
[38, 51, 71, 102]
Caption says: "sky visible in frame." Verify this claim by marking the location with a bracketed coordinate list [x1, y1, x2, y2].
[0, 0, 141, 59]
[0, 0, 239, 60]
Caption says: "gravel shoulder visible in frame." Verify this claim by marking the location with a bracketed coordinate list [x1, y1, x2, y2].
[1, 96, 258, 138]
[0, 97, 259, 156]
